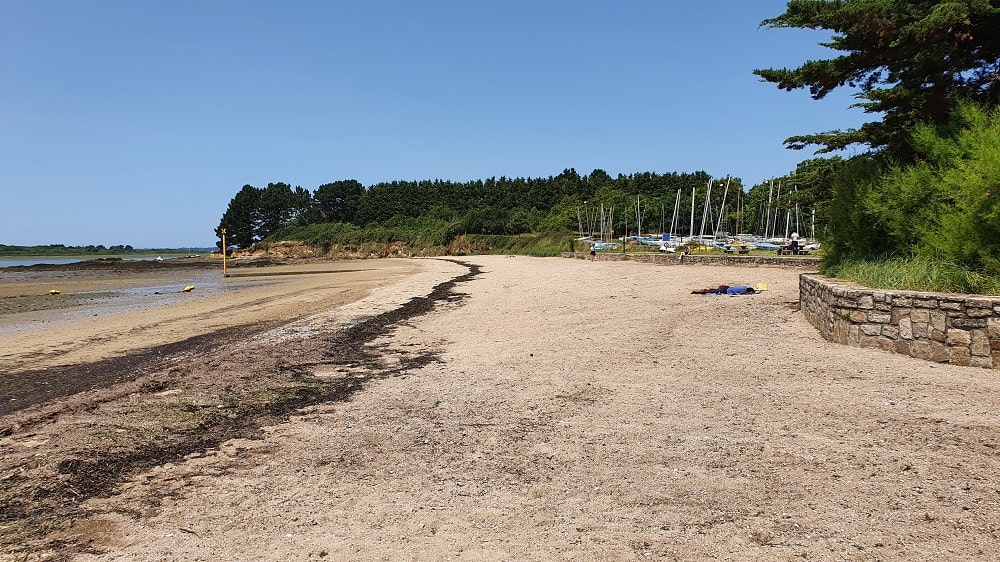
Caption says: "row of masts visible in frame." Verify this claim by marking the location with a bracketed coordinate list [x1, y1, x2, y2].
[576, 177, 814, 243]
[577, 176, 816, 242]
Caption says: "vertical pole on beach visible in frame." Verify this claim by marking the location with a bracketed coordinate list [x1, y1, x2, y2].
[220, 228, 228, 277]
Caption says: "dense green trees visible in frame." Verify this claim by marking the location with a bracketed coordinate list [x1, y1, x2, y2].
[757, 1, 1000, 285]
[216, 185, 262, 249]
[216, 169, 743, 249]
[860, 103, 1000, 274]
[756, 0, 1000, 158]
[315, 180, 364, 223]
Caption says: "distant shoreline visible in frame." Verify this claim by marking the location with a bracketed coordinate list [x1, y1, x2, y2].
[0, 254, 211, 269]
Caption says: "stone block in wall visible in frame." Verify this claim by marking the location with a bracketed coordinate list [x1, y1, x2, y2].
[966, 297, 995, 309]
[849, 324, 860, 344]
[950, 317, 987, 329]
[835, 297, 857, 309]
[911, 309, 930, 323]
[971, 356, 993, 369]
[994, 350, 1000, 369]
[949, 346, 972, 366]
[892, 296, 913, 307]
[850, 310, 868, 322]
[931, 311, 947, 332]
[932, 341, 950, 362]
[868, 312, 892, 323]
[860, 324, 882, 337]
[877, 337, 895, 351]
[914, 297, 940, 308]
[911, 340, 949, 362]
[858, 295, 874, 310]
[988, 317, 1000, 339]
[931, 330, 947, 342]
[939, 300, 964, 311]
[859, 334, 879, 348]
[912, 322, 929, 339]
[899, 317, 913, 339]
[891, 308, 908, 324]
[967, 307, 994, 318]
[946, 329, 973, 346]
[832, 317, 851, 344]
[882, 325, 899, 339]
[970, 331, 991, 357]
[894, 340, 910, 355]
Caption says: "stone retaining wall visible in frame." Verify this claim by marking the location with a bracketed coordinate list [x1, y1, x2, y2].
[800, 274, 1000, 369]
[561, 252, 820, 268]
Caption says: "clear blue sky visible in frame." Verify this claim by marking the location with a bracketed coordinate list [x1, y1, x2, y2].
[2, 1, 868, 248]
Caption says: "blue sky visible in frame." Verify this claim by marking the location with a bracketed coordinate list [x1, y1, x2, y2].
[2, 1, 868, 248]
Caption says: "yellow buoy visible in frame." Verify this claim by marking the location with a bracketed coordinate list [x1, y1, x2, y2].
[183, 285, 195, 292]
[49, 289, 61, 295]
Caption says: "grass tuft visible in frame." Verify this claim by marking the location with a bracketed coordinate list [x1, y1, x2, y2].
[825, 254, 1000, 295]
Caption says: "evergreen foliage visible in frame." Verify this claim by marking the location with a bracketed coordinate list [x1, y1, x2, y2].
[862, 103, 1000, 275]
[756, 0, 1000, 158]
[215, 184, 262, 249]
[216, 169, 739, 250]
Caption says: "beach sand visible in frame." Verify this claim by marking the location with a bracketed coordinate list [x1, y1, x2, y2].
[2, 256, 999, 560]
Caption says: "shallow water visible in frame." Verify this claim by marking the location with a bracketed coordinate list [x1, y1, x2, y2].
[0, 256, 182, 268]
[0, 272, 268, 337]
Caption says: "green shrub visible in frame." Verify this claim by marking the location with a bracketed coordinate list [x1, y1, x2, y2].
[827, 254, 1000, 295]
[855, 103, 1000, 276]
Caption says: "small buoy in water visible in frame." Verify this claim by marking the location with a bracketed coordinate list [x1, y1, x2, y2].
[49, 289, 60, 295]
[183, 285, 195, 292]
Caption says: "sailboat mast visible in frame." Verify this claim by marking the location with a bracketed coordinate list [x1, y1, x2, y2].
[769, 181, 783, 239]
[794, 184, 800, 235]
[689, 185, 695, 239]
[670, 189, 681, 240]
[765, 179, 774, 240]
[636, 195, 641, 238]
[698, 178, 713, 244]
[715, 176, 731, 239]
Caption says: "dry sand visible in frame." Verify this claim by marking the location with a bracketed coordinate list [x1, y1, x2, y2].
[2, 256, 999, 561]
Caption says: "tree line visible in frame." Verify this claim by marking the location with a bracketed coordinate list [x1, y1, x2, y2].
[215, 170, 760, 249]
[0, 244, 136, 256]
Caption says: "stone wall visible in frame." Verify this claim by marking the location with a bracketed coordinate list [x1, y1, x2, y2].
[561, 252, 820, 268]
[800, 274, 1000, 369]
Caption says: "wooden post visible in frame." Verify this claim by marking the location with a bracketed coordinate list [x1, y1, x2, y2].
[220, 228, 228, 277]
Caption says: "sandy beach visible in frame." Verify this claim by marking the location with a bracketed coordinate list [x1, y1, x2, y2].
[2, 256, 999, 561]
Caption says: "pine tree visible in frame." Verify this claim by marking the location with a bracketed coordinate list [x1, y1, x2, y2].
[755, 0, 1000, 158]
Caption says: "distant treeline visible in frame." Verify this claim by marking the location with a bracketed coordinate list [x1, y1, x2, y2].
[216, 168, 759, 250]
[0, 244, 205, 256]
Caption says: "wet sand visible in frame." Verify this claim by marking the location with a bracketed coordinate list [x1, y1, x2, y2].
[0, 259, 421, 374]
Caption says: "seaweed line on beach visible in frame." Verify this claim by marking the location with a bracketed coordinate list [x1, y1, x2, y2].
[0, 259, 480, 557]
